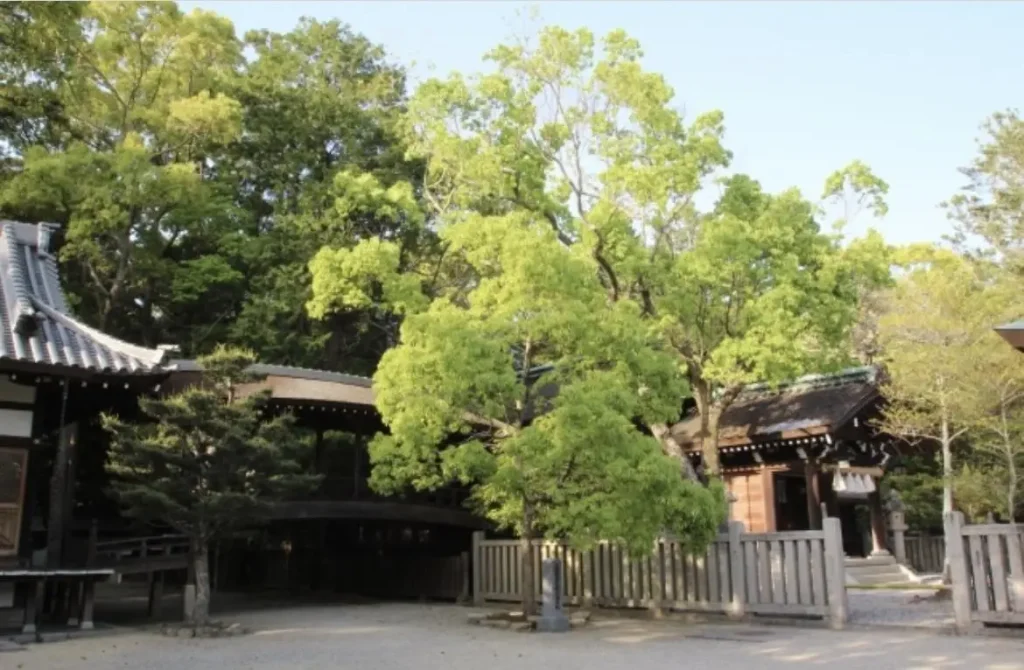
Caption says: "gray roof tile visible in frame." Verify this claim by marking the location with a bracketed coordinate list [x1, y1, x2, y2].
[0, 221, 167, 375]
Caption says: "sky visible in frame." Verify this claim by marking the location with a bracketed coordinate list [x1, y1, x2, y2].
[183, 1, 1024, 246]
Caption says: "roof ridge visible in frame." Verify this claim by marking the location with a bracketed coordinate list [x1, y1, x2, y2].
[737, 366, 878, 401]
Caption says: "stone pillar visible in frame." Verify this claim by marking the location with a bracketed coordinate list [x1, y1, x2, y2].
[889, 510, 907, 564]
[868, 486, 889, 556]
[536, 558, 569, 632]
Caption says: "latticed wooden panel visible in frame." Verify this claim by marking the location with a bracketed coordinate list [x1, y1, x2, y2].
[0, 448, 27, 557]
[0, 507, 19, 554]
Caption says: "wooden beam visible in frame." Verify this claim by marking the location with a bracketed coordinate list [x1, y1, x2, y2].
[269, 500, 490, 530]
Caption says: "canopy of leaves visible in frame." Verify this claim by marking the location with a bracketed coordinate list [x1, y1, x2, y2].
[349, 210, 724, 553]
[307, 25, 891, 478]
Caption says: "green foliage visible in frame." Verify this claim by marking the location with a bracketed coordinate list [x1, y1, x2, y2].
[946, 109, 1024, 272]
[102, 346, 319, 541]
[349, 209, 725, 559]
[310, 24, 891, 478]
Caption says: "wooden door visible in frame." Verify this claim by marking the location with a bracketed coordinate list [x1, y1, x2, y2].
[0, 447, 28, 557]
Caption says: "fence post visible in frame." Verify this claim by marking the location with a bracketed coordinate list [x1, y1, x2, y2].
[823, 517, 847, 629]
[471, 530, 484, 605]
[943, 511, 972, 633]
[650, 539, 665, 618]
[459, 551, 471, 604]
[727, 521, 745, 618]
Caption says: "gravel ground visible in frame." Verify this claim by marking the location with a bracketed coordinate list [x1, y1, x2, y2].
[5, 602, 1024, 670]
[848, 589, 956, 629]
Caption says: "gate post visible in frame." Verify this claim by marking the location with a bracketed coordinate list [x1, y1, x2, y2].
[471, 530, 484, 605]
[823, 517, 848, 629]
[943, 511, 972, 633]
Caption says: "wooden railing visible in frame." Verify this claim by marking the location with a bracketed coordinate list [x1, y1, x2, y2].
[312, 475, 471, 509]
[472, 519, 847, 626]
[91, 534, 190, 574]
[945, 513, 1024, 631]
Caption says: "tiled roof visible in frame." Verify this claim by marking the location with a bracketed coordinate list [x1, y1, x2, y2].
[168, 359, 373, 388]
[0, 221, 167, 375]
[670, 367, 880, 449]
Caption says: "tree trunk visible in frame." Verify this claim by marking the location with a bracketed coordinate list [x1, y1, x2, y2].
[1000, 404, 1017, 523]
[650, 423, 700, 482]
[188, 537, 211, 625]
[520, 502, 537, 616]
[704, 406, 724, 479]
[1008, 451, 1018, 524]
[940, 411, 953, 585]
[940, 414, 953, 517]
[690, 379, 731, 480]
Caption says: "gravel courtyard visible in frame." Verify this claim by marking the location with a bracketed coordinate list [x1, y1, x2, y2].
[5, 603, 1024, 670]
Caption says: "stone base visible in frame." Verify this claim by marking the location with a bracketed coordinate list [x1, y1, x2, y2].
[535, 614, 570, 633]
[468, 609, 590, 633]
[160, 622, 249, 639]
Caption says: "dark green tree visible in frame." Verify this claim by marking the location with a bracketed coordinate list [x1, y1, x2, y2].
[102, 347, 318, 625]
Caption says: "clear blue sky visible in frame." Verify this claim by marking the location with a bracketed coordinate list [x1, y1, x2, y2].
[184, 1, 1024, 245]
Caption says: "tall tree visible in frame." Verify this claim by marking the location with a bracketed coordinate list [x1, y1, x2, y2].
[0, 2, 84, 158]
[946, 109, 1024, 273]
[311, 206, 724, 614]
[0, 1, 244, 345]
[223, 18, 423, 372]
[307, 26, 890, 479]
[877, 248, 1004, 517]
[102, 347, 317, 625]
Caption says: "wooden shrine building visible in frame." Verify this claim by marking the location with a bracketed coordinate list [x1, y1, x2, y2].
[0, 221, 170, 632]
[670, 366, 895, 557]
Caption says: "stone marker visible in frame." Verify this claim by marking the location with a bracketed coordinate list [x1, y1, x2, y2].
[536, 558, 570, 633]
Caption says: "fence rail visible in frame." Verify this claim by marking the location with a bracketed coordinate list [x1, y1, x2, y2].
[472, 519, 847, 626]
[945, 513, 1024, 631]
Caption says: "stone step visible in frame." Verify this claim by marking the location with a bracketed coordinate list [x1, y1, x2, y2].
[846, 563, 906, 577]
[849, 572, 917, 586]
[845, 555, 898, 568]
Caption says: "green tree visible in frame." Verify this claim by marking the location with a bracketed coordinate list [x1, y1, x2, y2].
[308, 25, 890, 479]
[224, 18, 425, 371]
[102, 347, 318, 625]
[877, 248, 1006, 518]
[0, 2, 244, 345]
[312, 209, 724, 614]
[0, 2, 84, 158]
[946, 110, 1024, 273]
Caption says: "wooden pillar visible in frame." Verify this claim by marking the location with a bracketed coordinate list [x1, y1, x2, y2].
[66, 580, 82, 626]
[147, 571, 164, 619]
[805, 461, 822, 530]
[761, 465, 777, 532]
[79, 578, 95, 630]
[868, 487, 889, 556]
[21, 578, 42, 634]
[46, 416, 77, 568]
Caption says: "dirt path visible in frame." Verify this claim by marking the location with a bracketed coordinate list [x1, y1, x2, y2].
[4, 603, 1022, 670]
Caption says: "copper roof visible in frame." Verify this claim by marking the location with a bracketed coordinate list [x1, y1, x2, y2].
[0, 221, 167, 375]
[669, 367, 880, 449]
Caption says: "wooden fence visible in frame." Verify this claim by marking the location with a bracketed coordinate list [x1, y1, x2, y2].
[945, 512, 1024, 631]
[472, 519, 847, 627]
[904, 534, 945, 574]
